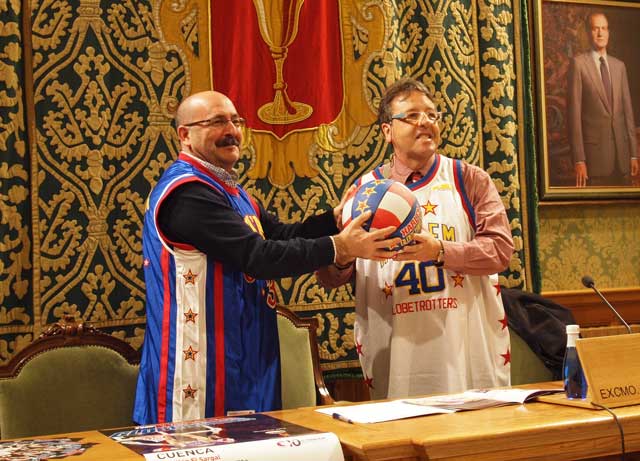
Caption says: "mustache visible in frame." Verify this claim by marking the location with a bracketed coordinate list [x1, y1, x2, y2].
[215, 135, 240, 148]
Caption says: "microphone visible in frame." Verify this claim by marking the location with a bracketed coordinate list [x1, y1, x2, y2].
[581, 275, 632, 334]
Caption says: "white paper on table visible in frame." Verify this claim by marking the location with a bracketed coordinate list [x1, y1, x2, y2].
[315, 400, 453, 424]
[404, 387, 564, 411]
[462, 388, 563, 403]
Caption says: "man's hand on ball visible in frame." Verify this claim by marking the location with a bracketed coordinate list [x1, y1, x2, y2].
[394, 231, 440, 261]
[333, 185, 357, 231]
[333, 211, 399, 262]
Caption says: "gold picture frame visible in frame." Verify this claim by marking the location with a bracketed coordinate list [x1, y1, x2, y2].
[534, 0, 640, 200]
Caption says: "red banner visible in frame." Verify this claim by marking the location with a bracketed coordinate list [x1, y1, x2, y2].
[211, 1, 344, 139]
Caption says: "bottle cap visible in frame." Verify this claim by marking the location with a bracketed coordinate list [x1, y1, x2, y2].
[566, 324, 580, 334]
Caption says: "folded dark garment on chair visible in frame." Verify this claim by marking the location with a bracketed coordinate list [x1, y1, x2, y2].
[501, 288, 577, 380]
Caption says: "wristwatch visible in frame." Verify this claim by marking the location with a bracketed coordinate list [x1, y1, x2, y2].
[334, 260, 354, 271]
[434, 240, 445, 267]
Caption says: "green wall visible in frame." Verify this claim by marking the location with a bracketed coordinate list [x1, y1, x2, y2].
[538, 204, 640, 291]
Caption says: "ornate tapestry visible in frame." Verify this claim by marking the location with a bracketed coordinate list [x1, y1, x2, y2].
[1, 0, 32, 361]
[0, 0, 530, 379]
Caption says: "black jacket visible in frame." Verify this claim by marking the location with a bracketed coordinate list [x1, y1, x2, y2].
[501, 288, 577, 379]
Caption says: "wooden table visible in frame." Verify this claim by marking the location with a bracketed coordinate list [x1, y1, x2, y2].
[271, 399, 640, 461]
[7, 386, 640, 461]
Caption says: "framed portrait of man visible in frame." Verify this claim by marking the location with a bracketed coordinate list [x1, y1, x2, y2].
[534, 0, 640, 200]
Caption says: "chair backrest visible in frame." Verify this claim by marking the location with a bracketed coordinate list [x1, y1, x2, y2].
[509, 327, 554, 385]
[276, 305, 334, 409]
[0, 317, 140, 439]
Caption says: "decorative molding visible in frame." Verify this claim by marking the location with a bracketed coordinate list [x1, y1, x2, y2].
[39, 315, 102, 338]
[543, 288, 640, 328]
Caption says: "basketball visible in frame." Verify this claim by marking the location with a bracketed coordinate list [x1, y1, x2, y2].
[342, 179, 422, 250]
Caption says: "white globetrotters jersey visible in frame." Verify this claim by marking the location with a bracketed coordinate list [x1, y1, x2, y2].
[354, 155, 511, 399]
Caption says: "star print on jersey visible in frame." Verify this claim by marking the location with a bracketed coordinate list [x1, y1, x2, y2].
[493, 283, 501, 295]
[382, 282, 393, 298]
[499, 316, 508, 330]
[183, 345, 198, 361]
[501, 348, 511, 366]
[183, 269, 198, 285]
[184, 308, 198, 323]
[421, 200, 438, 216]
[183, 384, 197, 399]
[451, 273, 465, 287]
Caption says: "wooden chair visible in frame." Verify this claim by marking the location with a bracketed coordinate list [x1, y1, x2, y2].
[0, 317, 140, 439]
[276, 305, 334, 409]
[509, 327, 554, 385]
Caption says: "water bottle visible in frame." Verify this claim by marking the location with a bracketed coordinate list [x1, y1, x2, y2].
[563, 324, 587, 399]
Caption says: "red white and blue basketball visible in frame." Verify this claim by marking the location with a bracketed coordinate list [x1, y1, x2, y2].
[342, 179, 422, 250]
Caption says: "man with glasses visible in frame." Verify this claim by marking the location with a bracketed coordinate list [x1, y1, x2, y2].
[134, 91, 399, 424]
[318, 78, 514, 400]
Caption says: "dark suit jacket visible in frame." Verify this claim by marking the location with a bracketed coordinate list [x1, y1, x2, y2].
[568, 52, 637, 178]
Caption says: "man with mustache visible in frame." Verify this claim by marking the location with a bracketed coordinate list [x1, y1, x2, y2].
[318, 78, 514, 400]
[134, 91, 398, 424]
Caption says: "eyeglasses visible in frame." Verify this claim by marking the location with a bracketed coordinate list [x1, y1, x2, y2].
[183, 116, 246, 129]
[390, 111, 443, 126]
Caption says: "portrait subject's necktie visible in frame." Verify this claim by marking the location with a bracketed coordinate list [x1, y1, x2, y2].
[406, 171, 423, 184]
[600, 56, 613, 109]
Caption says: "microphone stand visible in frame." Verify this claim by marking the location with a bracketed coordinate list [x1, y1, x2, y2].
[590, 285, 632, 334]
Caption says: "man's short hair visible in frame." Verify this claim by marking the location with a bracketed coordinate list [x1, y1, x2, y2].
[585, 11, 608, 31]
[377, 78, 434, 123]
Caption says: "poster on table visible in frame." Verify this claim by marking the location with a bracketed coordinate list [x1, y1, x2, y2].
[103, 413, 343, 461]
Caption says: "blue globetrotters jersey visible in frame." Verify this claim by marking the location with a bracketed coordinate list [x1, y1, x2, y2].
[134, 154, 281, 424]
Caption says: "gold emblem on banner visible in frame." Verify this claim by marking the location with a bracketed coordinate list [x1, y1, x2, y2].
[252, 0, 313, 124]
